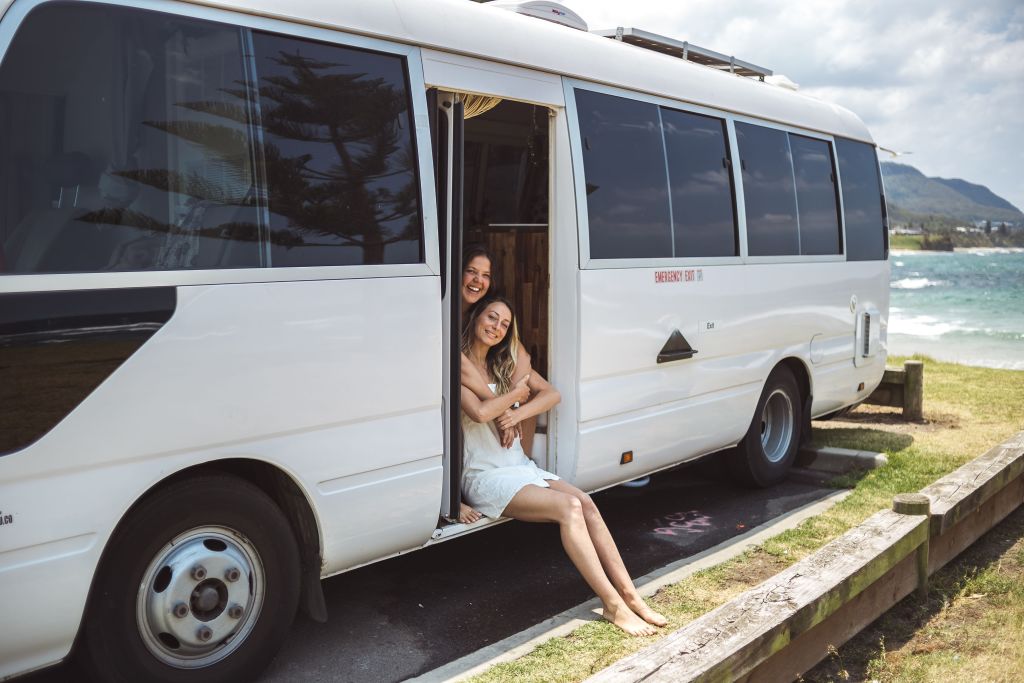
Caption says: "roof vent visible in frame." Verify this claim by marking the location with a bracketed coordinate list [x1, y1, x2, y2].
[486, 1, 589, 32]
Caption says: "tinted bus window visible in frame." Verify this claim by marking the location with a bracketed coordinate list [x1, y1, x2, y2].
[576, 89, 671, 259]
[790, 134, 841, 255]
[0, 4, 423, 274]
[836, 138, 887, 261]
[0, 3, 261, 274]
[662, 108, 737, 257]
[253, 33, 422, 267]
[735, 123, 799, 256]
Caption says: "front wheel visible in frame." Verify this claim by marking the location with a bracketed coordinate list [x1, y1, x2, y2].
[728, 366, 803, 487]
[81, 474, 301, 683]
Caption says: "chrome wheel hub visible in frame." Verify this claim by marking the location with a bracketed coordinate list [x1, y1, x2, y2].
[136, 526, 264, 668]
[760, 388, 794, 464]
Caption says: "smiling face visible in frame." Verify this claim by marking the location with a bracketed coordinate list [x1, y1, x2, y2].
[462, 255, 491, 306]
[473, 301, 513, 349]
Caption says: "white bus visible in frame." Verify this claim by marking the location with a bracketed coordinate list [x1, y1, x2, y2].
[0, 0, 889, 680]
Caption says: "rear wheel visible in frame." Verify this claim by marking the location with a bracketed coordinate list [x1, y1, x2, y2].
[728, 366, 803, 487]
[81, 474, 300, 683]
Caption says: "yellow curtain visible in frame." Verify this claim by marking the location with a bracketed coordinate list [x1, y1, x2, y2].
[460, 93, 502, 119]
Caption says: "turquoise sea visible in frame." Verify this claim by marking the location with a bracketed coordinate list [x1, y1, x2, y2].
[888, 249, 1024, 370]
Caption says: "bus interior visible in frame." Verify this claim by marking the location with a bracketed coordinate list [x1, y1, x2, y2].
[463, 97, 552, 462]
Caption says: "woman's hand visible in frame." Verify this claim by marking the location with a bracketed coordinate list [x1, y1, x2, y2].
[497, 407, 521, 431]
[510, 374, 530, 404]
[459, 502, 482, 524]
[499, 426, 519, 449]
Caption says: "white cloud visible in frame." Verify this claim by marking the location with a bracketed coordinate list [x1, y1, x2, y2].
[561, 0, 1024, 210]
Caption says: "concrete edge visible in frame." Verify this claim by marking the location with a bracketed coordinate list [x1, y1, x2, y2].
[801, 446, 889, 474]
[408, 488, 852, 683]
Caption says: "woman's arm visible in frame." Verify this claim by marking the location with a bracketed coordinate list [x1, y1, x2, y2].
[460, 352, 495, 402]
[495, 371, 559, 431]
[461, 377, 530, 423]
[462, 348, 530, 401]
[459, 359, 530, 423]
[511, 346, 532, 386]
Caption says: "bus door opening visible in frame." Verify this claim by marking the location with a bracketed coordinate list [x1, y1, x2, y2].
[462, 99, 552, 468]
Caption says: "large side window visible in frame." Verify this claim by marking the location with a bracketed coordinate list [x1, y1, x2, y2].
[836, 138, 887, 261]
[576, 90, 671, 259]
[662, 108, 737, 257]
[736, 123, 843, 257]
[790, 134, 842, 255]
[575, 88, 737, 260]
[253, 33, 422, 267]
[735, 122, 799, 256]
[0, 3, 422, 274]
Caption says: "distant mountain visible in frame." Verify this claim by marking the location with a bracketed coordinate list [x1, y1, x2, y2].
[880, 162, 1023, 223]
[932, 177, 1019, 213]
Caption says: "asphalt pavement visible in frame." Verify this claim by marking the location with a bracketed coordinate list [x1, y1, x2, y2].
[25, 461, 835, 683]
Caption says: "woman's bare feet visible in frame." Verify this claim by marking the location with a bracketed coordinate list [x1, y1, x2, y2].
[458, 502, 482, 524]
[602, 602, 657, 636]
[622, 592, 668, 627]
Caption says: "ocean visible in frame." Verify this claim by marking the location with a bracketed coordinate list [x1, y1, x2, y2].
[888, 248, 1024, 370]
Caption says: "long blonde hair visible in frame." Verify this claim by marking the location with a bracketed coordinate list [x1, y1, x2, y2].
[462, 297, 520, 396]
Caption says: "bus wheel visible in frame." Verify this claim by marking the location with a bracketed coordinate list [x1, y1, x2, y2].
[81, 474, 300, 683]
[728, 366, 802, 487]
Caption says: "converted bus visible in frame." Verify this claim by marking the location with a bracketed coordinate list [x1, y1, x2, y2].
[0, 0, 889, 679]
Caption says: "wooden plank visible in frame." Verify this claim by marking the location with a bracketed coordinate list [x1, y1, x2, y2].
[864, 385, 903, 408]
[929, 474, 1024, 573]
[742, 551, 920, 683]
[921, 430, 1024, 535]
[586, 510, 928, 683]
[881, 368, 906, 385]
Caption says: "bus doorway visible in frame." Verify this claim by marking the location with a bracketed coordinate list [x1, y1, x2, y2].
[463, 98, 552, 467]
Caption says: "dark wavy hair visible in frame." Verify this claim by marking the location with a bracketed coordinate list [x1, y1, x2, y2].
[461, 296, 520, 395]
[462, 243, 494, 272]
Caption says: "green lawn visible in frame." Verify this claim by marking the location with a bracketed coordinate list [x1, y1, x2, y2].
[468, 356, 1024, 683]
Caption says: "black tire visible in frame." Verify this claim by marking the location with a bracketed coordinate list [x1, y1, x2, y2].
[728, 365, 803, 487]
[80, 474, 300, 683]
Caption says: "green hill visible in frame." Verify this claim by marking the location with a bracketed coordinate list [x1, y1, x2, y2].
[880, 162, 1022, 224]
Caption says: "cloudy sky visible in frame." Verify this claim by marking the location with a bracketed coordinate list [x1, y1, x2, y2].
[558, 0, 1024, 211]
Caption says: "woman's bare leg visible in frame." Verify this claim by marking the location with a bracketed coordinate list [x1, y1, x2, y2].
[503, 485, 656, 636]
[547, 480, 667, 627]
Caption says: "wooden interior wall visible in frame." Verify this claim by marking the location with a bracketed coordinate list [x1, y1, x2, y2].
[466, 227, 548, 376]
[463, 100, 550, 377]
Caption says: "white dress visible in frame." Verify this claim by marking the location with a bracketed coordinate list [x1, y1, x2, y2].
[462, 384, 559, 519]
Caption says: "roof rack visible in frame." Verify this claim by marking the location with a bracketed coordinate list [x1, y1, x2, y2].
[592, 27, 773, 81]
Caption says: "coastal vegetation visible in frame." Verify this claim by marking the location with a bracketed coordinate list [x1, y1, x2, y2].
[468, 356, 1024, 683]
[889, 228, 1024, 251]
[880, 161, 1023, 251]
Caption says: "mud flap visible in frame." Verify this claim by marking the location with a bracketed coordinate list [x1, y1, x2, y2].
[795, 392, 817, 467]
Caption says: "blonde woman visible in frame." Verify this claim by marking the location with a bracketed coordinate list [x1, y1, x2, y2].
[459, 297, 666, 636]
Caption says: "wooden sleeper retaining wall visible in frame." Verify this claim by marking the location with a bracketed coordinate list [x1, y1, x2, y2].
[586, 430, 1024, 683]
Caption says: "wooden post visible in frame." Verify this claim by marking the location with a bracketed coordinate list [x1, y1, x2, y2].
[903, 360, 924, 421]
[893, 493, 930, 599]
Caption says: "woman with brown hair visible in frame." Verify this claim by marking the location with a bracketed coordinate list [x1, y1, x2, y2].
[459, 297, 666, 636]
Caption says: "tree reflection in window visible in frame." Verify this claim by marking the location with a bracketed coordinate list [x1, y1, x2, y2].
[0, 4, 423, 273]
[252, 34, 421, 267]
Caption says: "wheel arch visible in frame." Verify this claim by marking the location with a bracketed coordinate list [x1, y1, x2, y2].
[77, 458, 327, 657]
[777, 356, 814, 460]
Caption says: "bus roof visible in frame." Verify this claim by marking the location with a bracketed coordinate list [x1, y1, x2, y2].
[0, 0, 875, 143]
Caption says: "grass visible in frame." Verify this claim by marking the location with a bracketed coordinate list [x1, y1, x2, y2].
[890, 234, 924, 250]
[806, 505, 1024, 682]
[467, 356, 1024, 683]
